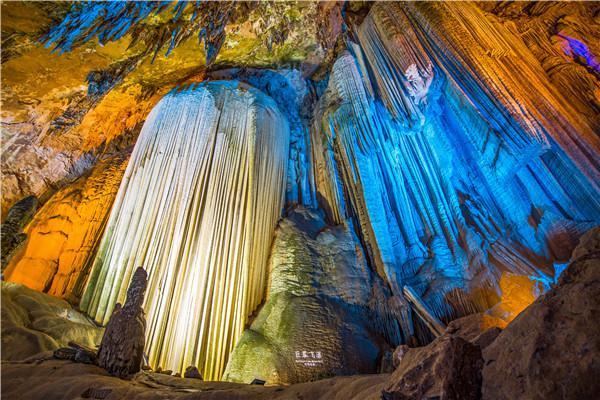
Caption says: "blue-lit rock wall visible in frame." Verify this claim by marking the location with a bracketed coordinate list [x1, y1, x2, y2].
[309, 2, 600, 339]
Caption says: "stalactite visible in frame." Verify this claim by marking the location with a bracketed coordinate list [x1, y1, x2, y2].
[311, 2, 600, 333]
[80, 81, 290, 380]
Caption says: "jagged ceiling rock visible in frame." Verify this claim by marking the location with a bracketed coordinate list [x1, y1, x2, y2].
[477, 1, 600, 133]
[0, 1, 344, 218]
[224, 207, 400, 384]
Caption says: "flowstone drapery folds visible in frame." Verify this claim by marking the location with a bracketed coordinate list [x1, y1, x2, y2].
[79, 81, 290, 380]
[224, 207, 401, 384]
[2, 0, 599, 391]
[310, 2, 599, 346]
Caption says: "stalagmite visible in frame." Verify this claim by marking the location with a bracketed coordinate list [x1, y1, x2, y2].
[80, 81, 290, 380]
[98, 267, 148, 378]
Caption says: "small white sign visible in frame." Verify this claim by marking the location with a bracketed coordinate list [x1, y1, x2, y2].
[294, 350, 324, 367]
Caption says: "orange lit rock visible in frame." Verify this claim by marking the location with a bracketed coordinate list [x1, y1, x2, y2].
[489, 273, 544, 322]
[5, 155, 128, 301]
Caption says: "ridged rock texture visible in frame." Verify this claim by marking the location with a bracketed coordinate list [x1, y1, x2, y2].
[223, 207, 400, 384]
[80, 81, 290, 380]
[5, 155, 128, 301]
[309, 2, 600, 345]
[1, 0, 600, 389]
[1, 196, 38, 271]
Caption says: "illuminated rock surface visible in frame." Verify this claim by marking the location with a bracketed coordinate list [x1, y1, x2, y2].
[311, 2, 600, 341]
[224, 207, 400, 384]
[2, 228, 597, 398]
[5, 155, 128, 300]
[1, 196, 38, 271]
[1, 281, 102, 361]
[1, 0, 599, 396]
[80, 81, 290, 380]
[482, 226, 600, 400]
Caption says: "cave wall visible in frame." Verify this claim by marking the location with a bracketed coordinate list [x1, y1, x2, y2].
[310, 2, 599, 327]
[1, 0, 599, 386]
[4, 155, 129, 301]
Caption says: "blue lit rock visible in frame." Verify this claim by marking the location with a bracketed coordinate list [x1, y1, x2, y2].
[310, 2, 600, 340]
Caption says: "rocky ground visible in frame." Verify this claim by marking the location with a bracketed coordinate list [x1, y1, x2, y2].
[2, 227, 598, 400]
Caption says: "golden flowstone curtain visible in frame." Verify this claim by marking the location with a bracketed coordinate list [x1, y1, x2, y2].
[80, 81, 290, 380]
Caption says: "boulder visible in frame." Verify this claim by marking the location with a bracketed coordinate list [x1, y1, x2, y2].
[382, 335, 483, 400]
[445, 313, 506, 349]
[97, 267, 147, 379]
[482, 227, 600, 400]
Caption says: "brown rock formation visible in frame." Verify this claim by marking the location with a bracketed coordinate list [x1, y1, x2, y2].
[382, 335, 483, 400]
[184, 366, 203, 380]
[445, 313, 506, 349]
[97, 267, 148, 379]
[482, 226, 600, 400]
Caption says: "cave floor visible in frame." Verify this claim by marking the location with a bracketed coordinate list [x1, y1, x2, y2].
[1, 357, 389, 400]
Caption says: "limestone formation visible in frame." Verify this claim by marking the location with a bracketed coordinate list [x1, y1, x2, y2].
[5, 155, 128, 300]
[482, 227, 600, 400]
[223, 207, 400, 385]
[53, 342, 97, 365]
[1, 281, 102, 361]
[184, 366, 203, 380]
[382, 335, 483, 400]
[97, 267, 148, 379]
[81, 82, 290, 380]
[310, 1, 600, 344]
[1, 1, 599, 395]
[445, 313, 506, 349]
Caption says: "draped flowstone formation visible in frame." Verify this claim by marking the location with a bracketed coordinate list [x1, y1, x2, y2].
[80, 81, 290, 380]
[308, 2, 600, 343]
[3, 0, 600, 390]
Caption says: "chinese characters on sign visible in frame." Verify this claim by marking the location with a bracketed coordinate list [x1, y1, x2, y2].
[294, 350, 324, 367]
